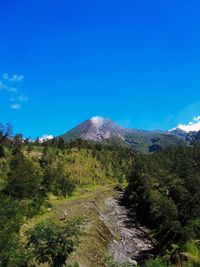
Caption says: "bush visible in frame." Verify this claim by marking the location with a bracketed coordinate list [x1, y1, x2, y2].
[5, 153, 42, 199]
[26, 218, 83, 267]
[145, 257, 171, 267]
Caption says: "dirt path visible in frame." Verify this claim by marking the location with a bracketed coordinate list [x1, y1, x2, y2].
[101, 193, 154, 266]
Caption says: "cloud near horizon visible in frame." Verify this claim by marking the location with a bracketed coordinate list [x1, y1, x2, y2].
[172, 116, 200, 132]
[0, 73, 28, 109]
[39, 134, 54, 142]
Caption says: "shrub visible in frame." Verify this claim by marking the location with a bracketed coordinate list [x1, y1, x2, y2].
[26, 218, 83, 267]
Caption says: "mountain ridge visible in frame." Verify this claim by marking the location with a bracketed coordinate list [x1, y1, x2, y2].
[59, 116, 200, 152]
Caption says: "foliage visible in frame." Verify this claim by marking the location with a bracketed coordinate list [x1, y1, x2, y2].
[183, 241, 200, 263]
[43, 160, 76, 197]
[5, 152, 42, 199]
[0, 124, 135, 266]
[145, 257, 171, 267]
[26, 218, 83, 267]
[126, 145, 200, 264]
[1, 121, 200, 266]
[0, 234, 32, 267]
[0, 194, 31, 266]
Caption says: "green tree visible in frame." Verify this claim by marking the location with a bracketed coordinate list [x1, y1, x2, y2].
[0, 194, 31, 267]
[43, 161, 75, 197]
[57, 137, 65, 149]
[0, 233, 31, 267]
[0, 143, 5, 157]
[5, 153, 42, 199]
[26, 219, 82, 267]
[12, 134, 23, 155]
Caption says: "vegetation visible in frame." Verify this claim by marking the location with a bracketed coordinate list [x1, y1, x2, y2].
[1, 122, 200, 266]
[145, 257, 172, 267]
[105, 256, 135, 267]
[26, 219, 82, 267]
[0, 124, 134, 266]
[125, 145, 200, 266]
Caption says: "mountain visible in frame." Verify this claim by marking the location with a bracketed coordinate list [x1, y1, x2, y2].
[124, 130, 184, 152]
[169, 128, 200, 145]
[169, 116, 200, 144]
[60, 116, 128, 142]
[171, 116, 200, 133]
[60, 116, 187, 152]
[169, 128, 188, 139]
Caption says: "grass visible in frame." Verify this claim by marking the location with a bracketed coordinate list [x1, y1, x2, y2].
[21, 184, 118, 267]
[51, 184, 117, 267]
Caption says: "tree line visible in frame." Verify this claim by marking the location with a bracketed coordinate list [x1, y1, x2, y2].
[0, 124, 135, 266]
[125, 145, 200, 266]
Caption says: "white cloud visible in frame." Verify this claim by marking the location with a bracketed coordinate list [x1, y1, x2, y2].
[90, 116, 104, 127]
[0, 82, 18, 93]
[39, 134, 54, 142]
[10, 104, 21, 109]
[3, 73, 24, 82]
[171, 116, 200, 132]
[193, 116, 200, 122]
[0, 73, 28, 109]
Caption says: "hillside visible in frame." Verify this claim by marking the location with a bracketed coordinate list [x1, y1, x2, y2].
[0, 126, 200, 267]
[59, 116, 189, 152]
[0, 133, 136, 266]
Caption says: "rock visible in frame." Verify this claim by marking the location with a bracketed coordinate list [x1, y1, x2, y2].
[103, 194, 154, 265]
[128, 259, 138, 266]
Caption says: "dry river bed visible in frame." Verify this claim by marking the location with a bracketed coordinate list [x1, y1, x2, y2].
[101, 193, 154, 266]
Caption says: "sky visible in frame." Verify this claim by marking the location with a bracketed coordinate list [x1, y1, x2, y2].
[1, 0, 200, 138]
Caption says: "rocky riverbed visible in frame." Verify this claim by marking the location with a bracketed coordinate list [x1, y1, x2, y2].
[101, 193, 154, 266]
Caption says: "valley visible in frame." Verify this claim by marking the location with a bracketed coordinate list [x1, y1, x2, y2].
[103, 194, 154, 265]
[48, 185, 154, 267]
[2, 1, 200, 266]
[0, 124, 200, 267]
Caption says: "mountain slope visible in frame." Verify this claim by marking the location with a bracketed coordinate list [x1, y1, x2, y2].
[124, 131, 185, 152]
[170, 128, 200, 145]
[60, 116, 188, 152]
[60, 116, 128, 142]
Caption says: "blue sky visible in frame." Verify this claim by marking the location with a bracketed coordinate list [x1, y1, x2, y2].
[1, 0, 200, 138]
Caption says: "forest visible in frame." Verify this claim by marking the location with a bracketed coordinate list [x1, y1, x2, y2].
[0, 124, 200, 266]
[0, 124, 134, 266]
[126, 145, 200, 266]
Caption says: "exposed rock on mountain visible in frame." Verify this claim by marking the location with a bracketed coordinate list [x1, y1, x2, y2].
[60, 116, 188, 152]
[60, 116, 129, 142]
